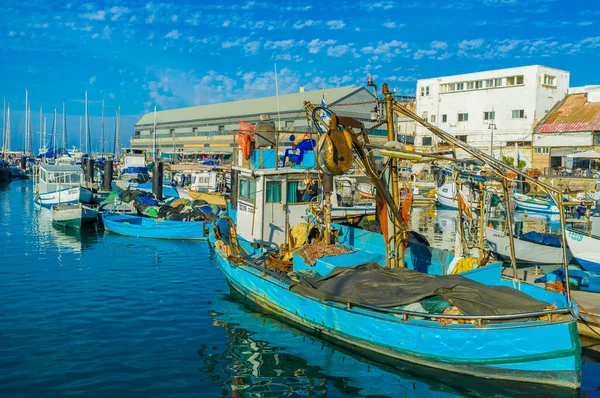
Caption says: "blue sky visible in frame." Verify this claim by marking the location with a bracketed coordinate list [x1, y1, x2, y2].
[1, 0, 599, 152]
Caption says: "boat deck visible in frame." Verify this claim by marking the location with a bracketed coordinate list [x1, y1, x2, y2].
[503, 267, 600, 341]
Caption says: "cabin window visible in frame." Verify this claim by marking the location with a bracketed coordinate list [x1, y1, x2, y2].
[287, 179, 320, 204]
[71, 173, 80, 183]
[265, 181, 282, 203]
[239, 177, 256, 202]
[40, 169, 46, 182]
[422, 137, 432, 146]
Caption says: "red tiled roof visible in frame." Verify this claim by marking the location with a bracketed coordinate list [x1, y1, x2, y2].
[537, 93, 600, 133]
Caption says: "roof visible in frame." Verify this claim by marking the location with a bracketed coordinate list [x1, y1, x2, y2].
[40, 165, 83, 172]
[136, 86, 368, 126]
[536, 93, 600, 133]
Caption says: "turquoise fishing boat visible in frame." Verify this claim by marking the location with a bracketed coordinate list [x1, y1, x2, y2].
[102, 213, 207, 240]
[206, 95, 581, 388]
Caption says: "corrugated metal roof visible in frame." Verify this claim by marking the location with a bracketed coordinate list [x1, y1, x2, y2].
[537, 93, 600, 133]
[136, 86, 368, 127]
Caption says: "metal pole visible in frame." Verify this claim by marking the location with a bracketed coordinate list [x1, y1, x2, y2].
[25, 89, 28, 154]
[153, 106, 157, 161]
[2, 98, 5, 155]
[502, 180, 519, 278]
[39, 105, 42, 155]
[384, 83, 404, 268]
[101, 98, 104, 157]
[557, 194, 572, 304]
[79, 116, 82, 152]
[62, 101, 66, 151]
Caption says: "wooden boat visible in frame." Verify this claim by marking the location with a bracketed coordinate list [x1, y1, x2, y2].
[34, 164, 92, 207]
[102, 213, 207, 240]
[513, 193, 559, 214]
[52, 203, 98, 229]
[485, 226, 569, 265]
[565, 228, 600, 273]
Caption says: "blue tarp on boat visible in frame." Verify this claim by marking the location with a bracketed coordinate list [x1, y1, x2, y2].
[520, 231, 561, 248]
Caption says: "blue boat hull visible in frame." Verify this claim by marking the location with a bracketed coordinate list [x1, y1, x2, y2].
[208, 227, 581, 388]
[102, 214, 207, 240]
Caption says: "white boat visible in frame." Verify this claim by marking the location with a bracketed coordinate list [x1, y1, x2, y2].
[189, 169, 226, 192]
[485, 227, 568, 265]
[513, 193, 559, 214]
[34, 164, 93, 207]
[436, 181, 476, 210]
[52, 203, 98, 229]
[120, 149, 149, 181]
[565, 228, 600, 273]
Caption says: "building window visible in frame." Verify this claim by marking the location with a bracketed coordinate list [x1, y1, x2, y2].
[534, 147, 549, 154]
[475, 80, 484, 89]
[287, 179, 320, 204]
[431, 115, 436, 123]
[447, 83, 456, 92]
[170, 129, 175, 137]
[218, 125, 225, 134]
[506, 141, 532, 146]
[425, 86, 430, 96]
[512, 109, 525, 119]
[543, 74, 556, 87]
[495, 78, 503, 87]
[422, 137, 432, 146]
[595, 134, 600, 145]
[239, 178, 256, 203]
[486, 79, 494, 88]
[441, 114, 447, 123]
[456, 135, 467, 142]
[265, 181, 282, 203]
[422, 111, 428, 122]
[507, 75, 524, 86]
[483, 111, 495, 121]
[420, 86, 424, 96]
[192, 127, 197, 136]
[456, 82, 464, 91]
[457, 113, 468, 122]
[466, 81, 475, 90]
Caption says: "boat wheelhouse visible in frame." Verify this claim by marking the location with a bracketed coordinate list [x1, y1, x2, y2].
[35, 164, 92, 207]
[120, 149, 149, 181]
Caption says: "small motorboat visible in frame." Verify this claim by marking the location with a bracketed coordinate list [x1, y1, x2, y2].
[513, 193, 559, 214]
[52, 203, 98, 229]
[565, 228, 600, 273]
[102, 213, 208, 240]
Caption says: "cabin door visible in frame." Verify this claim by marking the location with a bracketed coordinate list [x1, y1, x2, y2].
[262, 177, 286, 246]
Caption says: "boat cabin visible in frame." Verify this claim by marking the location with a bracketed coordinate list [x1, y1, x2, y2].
[189, 170, 226, 193]
[37, 164, 84, 194]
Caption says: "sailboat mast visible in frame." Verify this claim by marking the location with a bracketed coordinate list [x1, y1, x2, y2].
[28, 103, 32, 156]
[24, 89, 28, 154]
[114, 106, 121, 155]
[117, 106, 121, 154]
[153, 106, 157, 161]
[53, 107, 57, 159]
[43, 116, 47, 153]
[79, 116, 82, 152]
[101, 98, 104, 157]
[62, 101, 67, 151]
[6, 103, 10, 156]
[85, 91, 89, 155]
[2, 98, 5, 155]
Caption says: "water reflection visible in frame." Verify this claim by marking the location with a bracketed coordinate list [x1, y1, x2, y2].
[207, 290, 579, 398]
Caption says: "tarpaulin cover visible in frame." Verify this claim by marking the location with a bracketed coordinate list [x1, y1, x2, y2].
[290, 262, 550, 315]
[520, 231, 561, 248]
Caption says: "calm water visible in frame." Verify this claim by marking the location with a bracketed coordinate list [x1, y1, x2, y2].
[1, 180, 599, 397]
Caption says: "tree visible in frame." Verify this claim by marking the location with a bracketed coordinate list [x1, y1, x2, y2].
[500, 155, 526, 169]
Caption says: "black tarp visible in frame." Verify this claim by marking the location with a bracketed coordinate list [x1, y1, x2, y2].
[290, 263, 549, 315]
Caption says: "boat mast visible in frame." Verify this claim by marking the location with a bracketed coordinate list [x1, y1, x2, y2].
[43, 116, 47, 156]
[79, 116, 82, 152]
[114, 106, 121, 155]
[24, 89, 28, 155]
[2, 98, 5, 156]
[39, 105, 43, 155]
[153, 106, 157, 161]
[62, 101, 67, 152]
[53, 107, 57, 160]
[28, 102, 32, 156]
[6, 103, 10, 157]
[101, 97, 104, 157]
[85, 91, 89, 155]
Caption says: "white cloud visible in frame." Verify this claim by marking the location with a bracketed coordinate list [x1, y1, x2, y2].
[458, 38, 484, 50]
[89, 76, 96, 84]
[102, 26, 112, 40]
[222, 20, 231, 27]
[293, 20, 317, 29]
[327, 44, 350, 57]
[109, 6, 130, 21]
[165, 30, 181, 39]
[80, 10, 106, 21]
[414, 49, 437, 59]
[264, 39, 296, 50]
[244, 41, 260, 54]
[222, 37, 247, 48]
[91, 33, 100, 39]
[307, 39, 336, 54]
[431, 40, 448, 50]
[361, 40, 408, 55]
[327, 20, 345, 29]
[383, 22, 397, 28]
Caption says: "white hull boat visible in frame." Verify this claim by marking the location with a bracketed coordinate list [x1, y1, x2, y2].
[513, 193, 559, 214]
[436, 182, 476, 210]
[485, 227, 568, 265]
[52, 203, 98, 229]
[565, 228, 600, 273]
[36, 186, 93, 207]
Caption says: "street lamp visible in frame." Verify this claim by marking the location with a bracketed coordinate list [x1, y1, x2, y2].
[488, 109, 497, 158]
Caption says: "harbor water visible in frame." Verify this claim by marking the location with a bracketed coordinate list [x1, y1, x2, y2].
[1, 180, 599, 397]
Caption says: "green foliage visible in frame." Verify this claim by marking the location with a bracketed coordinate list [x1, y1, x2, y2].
[500, 155, 526, 169]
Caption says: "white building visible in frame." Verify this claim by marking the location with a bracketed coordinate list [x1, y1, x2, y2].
[415, 65, 569, 165]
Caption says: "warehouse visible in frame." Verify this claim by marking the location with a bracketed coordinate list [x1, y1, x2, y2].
[130, 85, 399, 156]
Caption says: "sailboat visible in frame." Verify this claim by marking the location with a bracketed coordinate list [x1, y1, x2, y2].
[206, 90, 581, 389]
